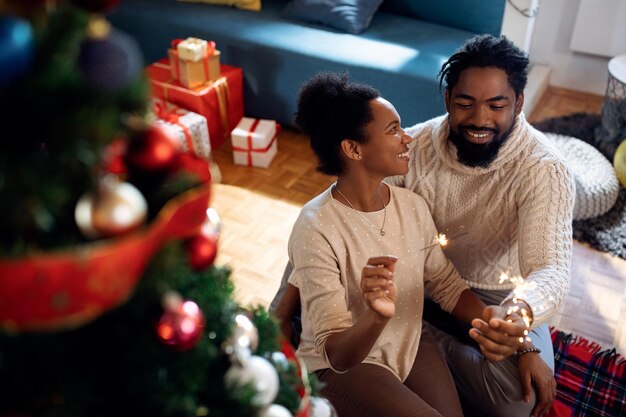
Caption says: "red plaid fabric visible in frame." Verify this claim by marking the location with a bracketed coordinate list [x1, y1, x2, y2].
[548, 328, 626, 417]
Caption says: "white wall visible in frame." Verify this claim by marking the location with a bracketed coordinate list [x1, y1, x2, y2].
[529, 0, 617, 95]
[501, 0, 540, 52]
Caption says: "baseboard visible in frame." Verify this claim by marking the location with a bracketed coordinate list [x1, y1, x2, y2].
[523, 63, 551, 116]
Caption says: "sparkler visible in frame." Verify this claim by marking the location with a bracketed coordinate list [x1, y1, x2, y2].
[499, 271, 535, 343]
[420, 232, 468, 251]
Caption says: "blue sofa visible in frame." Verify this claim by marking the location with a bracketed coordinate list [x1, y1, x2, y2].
[109, 0, 505, 130]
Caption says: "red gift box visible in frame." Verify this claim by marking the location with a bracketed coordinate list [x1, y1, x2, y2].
[147, 58, 243, 149]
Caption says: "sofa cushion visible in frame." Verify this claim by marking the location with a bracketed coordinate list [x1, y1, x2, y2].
[110, 0, 478, 128]
[380, 0, 505, 36]
[283, 0, 384, 34]
[178, 0, 261, 11]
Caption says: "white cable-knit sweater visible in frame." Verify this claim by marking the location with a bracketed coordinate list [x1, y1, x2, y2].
[387, 114, 575, 327]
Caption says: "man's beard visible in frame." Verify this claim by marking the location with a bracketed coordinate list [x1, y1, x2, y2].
[448, 121, 516, 168]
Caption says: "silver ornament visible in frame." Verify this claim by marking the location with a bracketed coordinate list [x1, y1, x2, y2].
[270, 351, 289, 373]
[309, 397, 338, 417]
[260, 404, 292, 417]
[201, 207, 222, 238]
[232, 313, 259, 352]
[224, 355, 279, 407]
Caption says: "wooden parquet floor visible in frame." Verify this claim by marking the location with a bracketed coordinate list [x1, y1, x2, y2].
[210, 87, 626, 353]
[212, 128, 335, 206]
[210, 128, 335, 308]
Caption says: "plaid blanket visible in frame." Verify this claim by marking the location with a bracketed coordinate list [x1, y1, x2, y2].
[548, 328, 626, 417]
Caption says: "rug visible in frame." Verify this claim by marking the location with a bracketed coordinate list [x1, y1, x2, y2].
[548, 328, 625, 417]
[532, 113, 626, 260]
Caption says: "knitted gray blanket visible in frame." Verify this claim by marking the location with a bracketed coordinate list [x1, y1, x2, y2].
[533, 113, 626, 260]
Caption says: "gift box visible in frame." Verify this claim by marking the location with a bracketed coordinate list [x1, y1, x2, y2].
[176, 37, 210, 62]
[147, 58, 244, 149]
[168, 38, 221, 88]
[153, 99, 211, 161]
[231, 117, 278, 168]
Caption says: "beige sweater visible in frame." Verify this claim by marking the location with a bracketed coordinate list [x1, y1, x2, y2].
[387, 114, 574, 327]
[288, 185, 469, 381]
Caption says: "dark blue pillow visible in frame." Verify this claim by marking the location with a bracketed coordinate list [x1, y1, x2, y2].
[283, 0, 384, 34]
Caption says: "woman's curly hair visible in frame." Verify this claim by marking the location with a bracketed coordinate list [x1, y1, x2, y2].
[295, 72, 380, 176]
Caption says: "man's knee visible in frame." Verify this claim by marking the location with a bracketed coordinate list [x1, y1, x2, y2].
[463, 360, 536, 417]
[478, 395, 535, 417]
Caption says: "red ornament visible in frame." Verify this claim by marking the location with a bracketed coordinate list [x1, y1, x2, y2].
[185, 208, 221, 271]
[157, 293, 205, 351]
[125, 124, 180, 174]
[185, 232, 218, 271]
[102, 138, 127, 175]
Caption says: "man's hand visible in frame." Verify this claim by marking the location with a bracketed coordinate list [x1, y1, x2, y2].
[361, 255, 398, 319]
[518, 349, 556, 417]
[468, 305, 527, 361]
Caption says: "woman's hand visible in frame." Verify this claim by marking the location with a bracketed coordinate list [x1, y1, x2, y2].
[361, 255, 398, 318]
[325, 255, 398, 371]
[517, 349, 556, 417]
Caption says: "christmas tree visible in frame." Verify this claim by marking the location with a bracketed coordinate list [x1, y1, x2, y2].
[0, 2, 325, 416]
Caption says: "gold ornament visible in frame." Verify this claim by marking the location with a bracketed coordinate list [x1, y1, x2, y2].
[614, 138, 626, 188]
[75, 175, 147, 239]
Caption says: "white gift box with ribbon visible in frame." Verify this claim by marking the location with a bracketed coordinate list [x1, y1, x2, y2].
[177, 37, 208, 62]
[152, 99, 212, 161]
[231, 117, 278, 168]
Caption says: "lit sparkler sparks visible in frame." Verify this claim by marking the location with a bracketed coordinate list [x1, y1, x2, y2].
[420, 232, 468, 251]
[500, 271, 536, 343]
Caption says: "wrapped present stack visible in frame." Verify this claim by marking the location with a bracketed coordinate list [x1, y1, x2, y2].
[147, 37, 244, 149]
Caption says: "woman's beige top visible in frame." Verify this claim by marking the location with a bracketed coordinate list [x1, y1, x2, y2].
[288, 184, 468, 381]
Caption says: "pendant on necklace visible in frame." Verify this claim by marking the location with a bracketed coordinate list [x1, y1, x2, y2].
[380, 230, 385, 236]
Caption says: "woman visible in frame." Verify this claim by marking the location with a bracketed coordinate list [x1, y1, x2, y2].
[283, 72, 524, 417]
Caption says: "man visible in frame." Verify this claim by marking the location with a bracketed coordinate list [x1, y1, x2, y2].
[384, 34, 573, 417]
[271, 35, 574, 417]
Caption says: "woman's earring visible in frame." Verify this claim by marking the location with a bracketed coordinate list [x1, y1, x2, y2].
[357, 155, 362, 160]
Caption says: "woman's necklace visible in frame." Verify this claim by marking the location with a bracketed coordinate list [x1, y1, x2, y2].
[334, 183, 387, 236]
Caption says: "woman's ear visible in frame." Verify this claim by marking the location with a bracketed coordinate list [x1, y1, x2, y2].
[340, 139, 362, 161]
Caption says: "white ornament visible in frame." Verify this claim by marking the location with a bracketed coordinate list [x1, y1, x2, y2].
[224, 355, 279, 407]
[309, 396, 337, 417]
[260, 404, 292, 417]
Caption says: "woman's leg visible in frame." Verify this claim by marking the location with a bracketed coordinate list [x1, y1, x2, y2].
[317, 363, 444, 417]
[403, 324, 464, 417]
